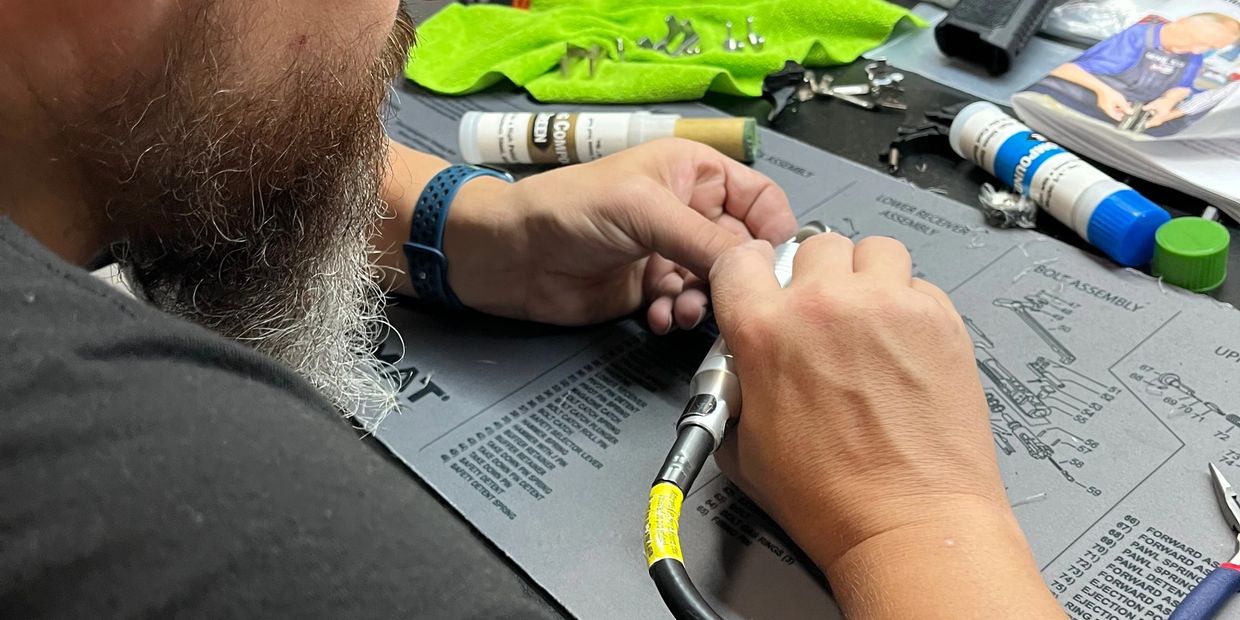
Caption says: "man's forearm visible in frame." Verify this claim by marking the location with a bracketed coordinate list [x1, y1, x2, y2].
[374, 140, 449, 296]
[1157, 87, 1191, 106]
[1049, 63, 1113, 95]
[823, 498, 1065, 620]
[373, 139, 519, 309]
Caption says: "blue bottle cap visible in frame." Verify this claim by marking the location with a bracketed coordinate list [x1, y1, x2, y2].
[1086, 189, 1171, 267]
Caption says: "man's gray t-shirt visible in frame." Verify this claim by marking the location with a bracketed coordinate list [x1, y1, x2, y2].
[0, 218, 562, 618]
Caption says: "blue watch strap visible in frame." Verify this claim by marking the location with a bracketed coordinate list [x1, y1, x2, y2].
[403, 164, 513, 308]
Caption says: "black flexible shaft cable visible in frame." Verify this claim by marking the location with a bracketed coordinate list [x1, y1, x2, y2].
[645, 225, 825, 619]
[645, 425, 724, 620]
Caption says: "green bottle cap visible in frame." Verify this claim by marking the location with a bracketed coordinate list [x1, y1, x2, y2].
[1152, 217, 1230, 292]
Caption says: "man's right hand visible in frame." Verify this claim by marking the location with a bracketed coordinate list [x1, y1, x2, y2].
[710, 234, 1064, 619]
[1094, 86, 1133, 121]
[710, 234, 1005, 569]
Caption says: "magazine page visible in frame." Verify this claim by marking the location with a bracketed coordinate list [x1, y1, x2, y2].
[1011, 1, 1240, 213]
[1131, 139, 1240, 206]
[1017, 0, 1240, 141]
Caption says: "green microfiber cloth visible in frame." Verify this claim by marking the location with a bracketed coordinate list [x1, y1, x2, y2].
[405, 0, 924, 103]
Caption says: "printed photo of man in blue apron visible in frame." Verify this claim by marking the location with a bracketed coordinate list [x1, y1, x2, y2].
[1025, 12, 1240, 137]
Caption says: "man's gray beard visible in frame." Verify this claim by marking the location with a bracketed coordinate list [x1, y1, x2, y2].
[215, 199, 400, 431]
[92, 10, 417, 430]
[117, 119, 403, 431]
[122, 166, 402, 430]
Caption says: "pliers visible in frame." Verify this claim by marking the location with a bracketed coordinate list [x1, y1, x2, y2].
[1171, 464, 1240, 619]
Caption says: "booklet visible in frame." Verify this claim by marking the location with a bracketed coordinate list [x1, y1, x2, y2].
[1011, 0, 1240, 216]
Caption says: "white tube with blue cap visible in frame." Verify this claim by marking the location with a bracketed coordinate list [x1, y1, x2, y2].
[949, 102, 1170, 267]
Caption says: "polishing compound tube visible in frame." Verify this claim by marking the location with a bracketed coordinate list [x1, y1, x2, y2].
[459, 111, 759, 165]
[645, 222, 825, 620]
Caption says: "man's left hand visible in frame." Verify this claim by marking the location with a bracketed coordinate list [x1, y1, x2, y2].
[1142, 97, 1177, 119]
[442, 138, 797, 331]
[1141, 87, 1190, 125]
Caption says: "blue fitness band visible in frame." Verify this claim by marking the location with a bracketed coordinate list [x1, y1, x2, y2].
[403, 164, 514, 309]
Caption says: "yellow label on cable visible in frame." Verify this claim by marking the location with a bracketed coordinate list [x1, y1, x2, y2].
[644, 482, 685, 567]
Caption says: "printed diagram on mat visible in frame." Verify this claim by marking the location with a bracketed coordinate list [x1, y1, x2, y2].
[835, 217, 862, 240]
[1123, 362, 1240, 465]
[965, 289, 1123, 497]
[993, 291, 1079, 364]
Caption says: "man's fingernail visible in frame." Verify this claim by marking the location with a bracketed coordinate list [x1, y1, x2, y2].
[660, 315, 675, 335]
[691, 307, 706, 329]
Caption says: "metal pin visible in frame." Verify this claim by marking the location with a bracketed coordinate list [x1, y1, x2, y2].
[810, 72, 877, 109]
[723, 21, 745, 52]
[830, 83, 872, 96]
[807, 71, 831, 95]
[746, 16, 765, 49]
[671, 33, 700, 57]
[827, 89, 877, 109]
[887, 147, 901, 174]
[794, 81, 816, 103]
[616, 37, 626, 62]
[671, 20, 699, 56]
